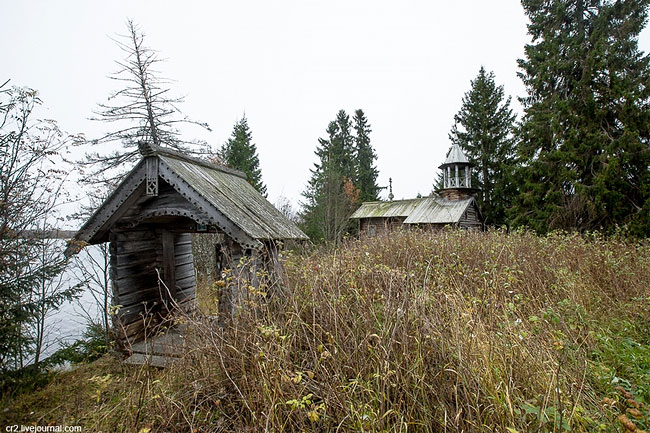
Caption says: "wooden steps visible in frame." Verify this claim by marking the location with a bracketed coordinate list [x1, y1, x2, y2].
[124, 353, 177, 368]
[124, 329, 185, 367]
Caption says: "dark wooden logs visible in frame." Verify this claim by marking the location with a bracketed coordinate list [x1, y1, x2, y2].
[110, 228, 197, 346]
[459, 204, 482, 230]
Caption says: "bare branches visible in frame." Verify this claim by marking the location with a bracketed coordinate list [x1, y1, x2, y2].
[80, 20, 211, 187]
[0, 86, 80, 371]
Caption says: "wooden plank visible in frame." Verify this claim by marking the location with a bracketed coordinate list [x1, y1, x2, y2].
[116, 271, 160, 289]
[115, 261, 159, 277]
[116, 307, 149, 325]
[116, 239, 160, 254]
[175, 274, 195, 290]
[115, 229, 157, 242]
[145, 156, 159, 196]
[124, 353, 178, 368]
[93, 183, 148, 242]
[120, 184, 213, 228]
[176, 290, 195, 303]
[175, 244, 192, 253]
[130, 331, 185, 356]
[162, 231, 176, 303]
[115, 317, 148, 341]
[109, 234, 119, 298]
[115, 250, 159, 267]
[115, 286, 160, 307]
[118, 307, 158, 327]
[175, 278, 194, 293]
[176, 290, 195, 302]
[115, 264, 159, 284]
[174, 243, 192, 258]
[174, 235, 192, 246]
[175, 250, 194, 267]
[175, 282, 195, 296]
[175, 262, 194, 279]
[176, 271, 195, 286]
[118, 305, 160, 326]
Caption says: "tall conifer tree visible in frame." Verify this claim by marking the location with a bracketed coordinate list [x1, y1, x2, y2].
[354, 109, 380, 202]
[513, 0, 650, 235]
[449, 67, 517, 226]
[301, 111, 360, 243]
[220, 115, 267, 197]
[331, 109, 356, 181]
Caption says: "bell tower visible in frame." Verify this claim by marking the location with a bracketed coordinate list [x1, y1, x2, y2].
[438, 143, 478, 200]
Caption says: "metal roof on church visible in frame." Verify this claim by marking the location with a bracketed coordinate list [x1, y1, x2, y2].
[350, 196, 475, 225]
[349, 198, 422, 219]
[441, 143, 470, 166]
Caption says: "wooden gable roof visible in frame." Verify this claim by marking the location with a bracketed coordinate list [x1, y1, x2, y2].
[74, 148, 307, 249]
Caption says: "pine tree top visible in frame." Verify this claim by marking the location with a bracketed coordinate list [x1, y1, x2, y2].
[220, 115, 267, 197]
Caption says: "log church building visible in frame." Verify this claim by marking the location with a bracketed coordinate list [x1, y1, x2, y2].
[350, 143, 483, 235]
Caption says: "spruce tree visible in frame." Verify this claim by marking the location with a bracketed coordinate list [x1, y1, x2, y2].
[301, 111, 359, 243]
[449, 67, 517, 226]
[220, 115, 267, 197]
[330, 109, 356, 181]
[353, 109, 380, 202]
[513, 0, 650, 235]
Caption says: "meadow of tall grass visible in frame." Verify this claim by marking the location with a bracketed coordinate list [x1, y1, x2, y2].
[3, 229, 650, 432]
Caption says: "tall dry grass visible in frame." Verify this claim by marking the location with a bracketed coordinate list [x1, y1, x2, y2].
[139, 229, 649, 432]
[9, 230, 646, 432]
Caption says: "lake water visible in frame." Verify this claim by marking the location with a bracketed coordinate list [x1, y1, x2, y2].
[38, 244, 106, 361]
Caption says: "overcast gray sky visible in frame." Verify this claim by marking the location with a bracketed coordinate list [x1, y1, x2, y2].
[4, 1, 650, 211]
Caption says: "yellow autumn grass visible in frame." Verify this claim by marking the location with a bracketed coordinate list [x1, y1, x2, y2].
[3, 229, 649, 432]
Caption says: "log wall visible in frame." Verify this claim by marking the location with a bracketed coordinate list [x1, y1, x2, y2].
[110, 228, 197, 346]
[110, 229, 162, 344]
[459, 204, 483, 230]
[359, 217, 406, 237]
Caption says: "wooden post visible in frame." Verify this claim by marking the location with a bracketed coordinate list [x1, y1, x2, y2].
[162, 231, 176, 309]
[146, 157, 159, 196]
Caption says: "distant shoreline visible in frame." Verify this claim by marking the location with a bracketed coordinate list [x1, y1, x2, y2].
[17, 229, 78, 239]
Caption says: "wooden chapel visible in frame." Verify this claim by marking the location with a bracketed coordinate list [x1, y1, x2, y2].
[72, 145, 307, 347]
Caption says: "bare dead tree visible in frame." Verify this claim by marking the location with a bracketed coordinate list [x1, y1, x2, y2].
[30, 227, 84, 367]
[69, 238, 111, 347]
[78, 20, 212, 186]
[275, 195, 300, 224]
[70, 21, 215, 344]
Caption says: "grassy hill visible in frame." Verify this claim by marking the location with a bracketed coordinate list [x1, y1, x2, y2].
[3, 230, 650, 432]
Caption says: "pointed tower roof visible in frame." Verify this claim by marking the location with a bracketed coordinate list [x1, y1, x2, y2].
[440, 143, 470, 167]
[436, 143, 478, 200]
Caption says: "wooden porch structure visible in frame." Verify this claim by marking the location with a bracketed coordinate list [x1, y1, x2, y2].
[72, 146, 307, 360]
